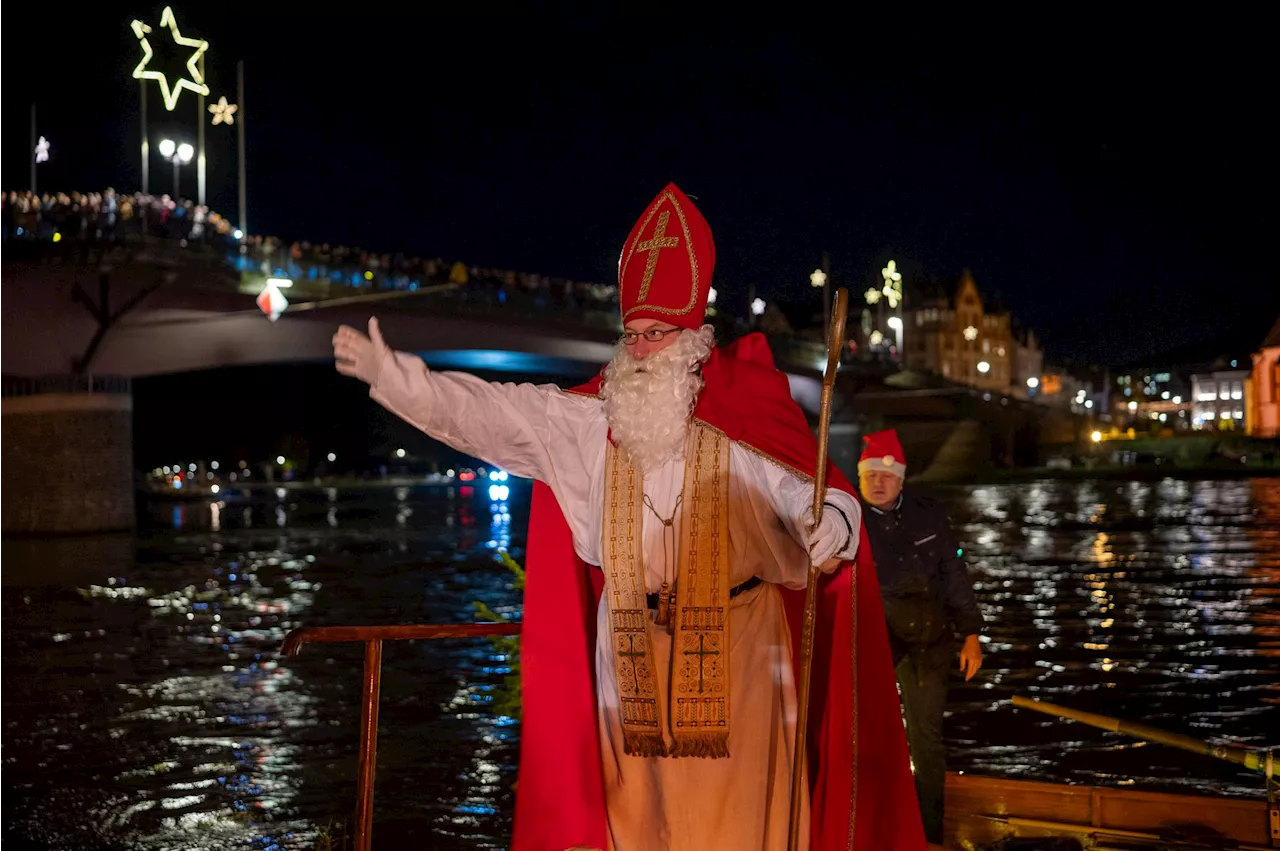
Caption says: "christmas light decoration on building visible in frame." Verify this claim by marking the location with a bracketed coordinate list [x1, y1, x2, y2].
[963, 325, 979, 341]
[34, 136, 51, 163]
[209, 96, 238, 125]
[809, 268, 827, 289]
[131, 7, 209, 111]
[880, 259, 902, 309]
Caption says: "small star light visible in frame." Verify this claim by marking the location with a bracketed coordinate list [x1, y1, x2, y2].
[131, 6, 210, 112]
[751, 297, 766, 316]
[209, 96, 238, 125]
[34, 136, 50, 163]
[809, 268, 828, 289]
[864, 287, 882, 305]
[963, 325, 978, 341]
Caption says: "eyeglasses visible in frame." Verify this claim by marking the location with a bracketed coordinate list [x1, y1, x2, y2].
[620, 327, 682, 346]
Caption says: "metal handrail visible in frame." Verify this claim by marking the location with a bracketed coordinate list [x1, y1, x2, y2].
[281, 623, 522, 851]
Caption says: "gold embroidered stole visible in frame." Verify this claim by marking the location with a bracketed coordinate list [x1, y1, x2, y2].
[602, 423, 732, 758]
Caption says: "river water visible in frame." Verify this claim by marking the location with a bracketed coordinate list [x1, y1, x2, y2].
[3, 477, 1278, 850]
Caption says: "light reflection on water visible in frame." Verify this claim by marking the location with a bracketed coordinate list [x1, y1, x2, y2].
[2, 477, 1278, 850]
[944, 477, 1280, 797]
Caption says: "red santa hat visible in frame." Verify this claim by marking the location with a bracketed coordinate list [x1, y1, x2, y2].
[858, 428, 906, 478]
[617, 182, 715, 330]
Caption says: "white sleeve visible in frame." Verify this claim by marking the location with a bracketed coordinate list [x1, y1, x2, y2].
[739, 447, 862, 561]
[367, 348, 588, 484]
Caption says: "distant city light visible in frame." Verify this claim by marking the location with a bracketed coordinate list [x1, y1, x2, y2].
[869, 330, 884, 346]
[488, 470, 509, 482]
[266, 277, 293, 289]
[1085, 400, 1094, 409]
[233, 229, 244, 240]
[887, 316, 903, 330]
[1026, 376, 1040, 389]
[396, 448, 406, 458]
[211, 484, 220, 494]
[210, 461, 219, 470]
[488, 484, 510, 501]
[327, 453, 336, 462]
[1172, 396, 1182, 404]
[276, 455, 285, 465]
[1091, 431, 1103, 443]
[977, 361, 991, 374]
[1128, 401, 1138, 412]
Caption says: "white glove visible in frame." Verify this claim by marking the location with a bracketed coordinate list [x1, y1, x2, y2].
[804, 503, 851, 572]
[333, 317, 390, 387]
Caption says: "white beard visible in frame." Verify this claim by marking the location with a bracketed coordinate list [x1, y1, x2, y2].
[600, 325, 716, 474]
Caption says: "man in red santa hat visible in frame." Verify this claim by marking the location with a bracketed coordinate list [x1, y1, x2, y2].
[333, 184, 923, 850]
[858, 428, 984, 846]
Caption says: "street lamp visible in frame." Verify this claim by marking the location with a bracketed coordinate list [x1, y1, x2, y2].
[159, 138, 194, 197]
[887, 315, 903, 358]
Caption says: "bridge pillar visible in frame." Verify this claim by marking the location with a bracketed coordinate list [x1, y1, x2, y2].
[2, 377, 135, 535]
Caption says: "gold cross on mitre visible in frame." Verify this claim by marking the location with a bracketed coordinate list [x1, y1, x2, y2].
[635, 209, 680, 301]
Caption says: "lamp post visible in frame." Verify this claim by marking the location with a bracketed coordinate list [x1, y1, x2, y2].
[159, 139, 195, 198]
[887, 315, 903, 359]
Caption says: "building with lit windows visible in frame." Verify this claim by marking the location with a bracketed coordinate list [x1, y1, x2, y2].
[1246, 315, 1280, 438]
[904, 269, 1015, 393]
[1191, 369, 1249, 430]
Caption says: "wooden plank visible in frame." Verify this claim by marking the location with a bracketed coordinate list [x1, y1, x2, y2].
[943, 773, 1271, 848]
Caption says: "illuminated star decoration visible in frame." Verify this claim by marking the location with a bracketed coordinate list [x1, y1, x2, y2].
[963, 325, 978, 341]
[881, 259, 902, 309]
[864, 287, 882, 305]
[131, 6, 210, 112]
[34, 136, 50, 163]
[209, 96, 238, 125]
[809, 268, 827, 289]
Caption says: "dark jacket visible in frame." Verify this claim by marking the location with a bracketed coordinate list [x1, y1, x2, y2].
[862, 487, 983, 667]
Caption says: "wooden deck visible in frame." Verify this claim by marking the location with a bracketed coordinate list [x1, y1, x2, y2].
[944, 772, 1274, 850]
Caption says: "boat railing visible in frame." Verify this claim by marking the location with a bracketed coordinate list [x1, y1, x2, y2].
[281, 623, 522, 851]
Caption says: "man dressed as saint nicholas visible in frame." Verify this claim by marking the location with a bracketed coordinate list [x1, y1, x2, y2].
[332, 183, 925, 851]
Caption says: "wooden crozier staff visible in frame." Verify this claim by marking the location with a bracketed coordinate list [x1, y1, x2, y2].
[788, 286, 849, 851]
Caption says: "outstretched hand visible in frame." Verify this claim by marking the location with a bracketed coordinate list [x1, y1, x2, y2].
[959, 634, 983, 681]
[333, 317, 389, 387]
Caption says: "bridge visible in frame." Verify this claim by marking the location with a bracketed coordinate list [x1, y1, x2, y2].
[2, 189, 1091, 534]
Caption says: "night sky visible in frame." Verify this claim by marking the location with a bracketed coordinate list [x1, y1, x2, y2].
[5, 5, 1276, 366]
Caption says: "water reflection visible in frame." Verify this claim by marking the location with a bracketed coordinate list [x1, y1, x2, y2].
[3, 477, 1278, 849]
[4, 484, 525, 850]
[945, 477, 1280, 797]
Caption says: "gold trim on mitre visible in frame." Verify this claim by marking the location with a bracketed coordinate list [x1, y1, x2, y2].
[619, 188, 701, 323]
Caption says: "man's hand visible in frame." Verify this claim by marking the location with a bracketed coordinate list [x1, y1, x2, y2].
[804, 506, 849, 574]
[959, 634, 983, 681]
[333, 317, 389, 387]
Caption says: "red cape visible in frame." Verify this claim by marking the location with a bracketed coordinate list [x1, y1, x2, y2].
[511, 333, 925, 851]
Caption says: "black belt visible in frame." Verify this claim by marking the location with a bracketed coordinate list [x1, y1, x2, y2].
[645, 576, 762, 610]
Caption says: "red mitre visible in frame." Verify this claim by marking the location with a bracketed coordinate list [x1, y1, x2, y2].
[858, 428, 907, 478]
[617, 182, 715, 330]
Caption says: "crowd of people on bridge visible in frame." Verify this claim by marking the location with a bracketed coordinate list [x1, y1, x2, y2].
[2, 187, 620, 313]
